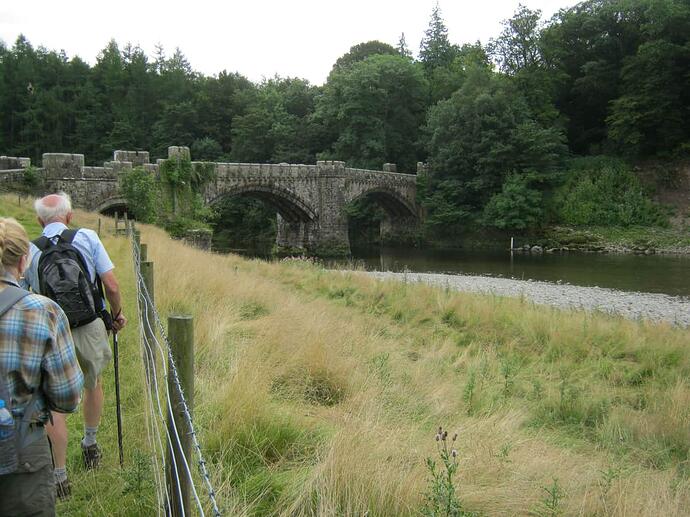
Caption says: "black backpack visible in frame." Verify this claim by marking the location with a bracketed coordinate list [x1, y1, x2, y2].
[33, 229, 104, 329]
[0, 284, 44, 475]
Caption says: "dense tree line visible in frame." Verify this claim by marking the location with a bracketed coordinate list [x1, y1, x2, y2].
[1, 0, 688, 239]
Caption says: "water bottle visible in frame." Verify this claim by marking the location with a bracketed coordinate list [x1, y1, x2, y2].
[0, 399, 13, 439]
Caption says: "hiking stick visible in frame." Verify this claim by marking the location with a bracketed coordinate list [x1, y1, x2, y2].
[113, 330, 124, 468]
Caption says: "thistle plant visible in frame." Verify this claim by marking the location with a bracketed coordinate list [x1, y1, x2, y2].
[422, 426, 476, 517]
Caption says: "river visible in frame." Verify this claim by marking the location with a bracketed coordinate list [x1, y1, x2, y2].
[332, 247, 690, 298]
[228, 245, 690, 297]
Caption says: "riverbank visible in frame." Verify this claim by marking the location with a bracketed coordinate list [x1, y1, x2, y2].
[541, 225, 690, 255]
[3, 194, 689, 515]
[421, 224, 690, 255]
[361, 271, 690, 327]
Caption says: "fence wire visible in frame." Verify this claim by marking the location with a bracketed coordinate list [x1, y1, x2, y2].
[131, 234, 222, 517]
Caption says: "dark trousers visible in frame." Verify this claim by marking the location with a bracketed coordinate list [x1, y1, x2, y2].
[0, 432, 55, 517]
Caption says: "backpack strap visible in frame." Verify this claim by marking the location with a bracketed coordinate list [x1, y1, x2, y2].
[32, 235, 52, 252]
[17, 390, 46, 449]
[0, 285, 30, 318]
[0, 286, 43, 446]
[58, 228, 79, 244]
[32, 228, 79, 250]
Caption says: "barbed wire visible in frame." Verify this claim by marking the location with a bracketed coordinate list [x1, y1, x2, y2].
[132, 238, 171, 515]
[132, 239, 198, 515]
[131, 234, 222, 516]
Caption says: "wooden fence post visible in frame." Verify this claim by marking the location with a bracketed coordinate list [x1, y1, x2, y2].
[124, 212, 129, 236]
[97, 218, 102, 238]
[140, 243, 148, 263]
[139, 261, 156, 387]
[166, 315, 194, 517]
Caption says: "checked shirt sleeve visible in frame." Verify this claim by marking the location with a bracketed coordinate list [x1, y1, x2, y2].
[41, 302, 84, 413]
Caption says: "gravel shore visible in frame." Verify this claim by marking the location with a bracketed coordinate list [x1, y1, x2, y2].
[360, 271, 690, 327]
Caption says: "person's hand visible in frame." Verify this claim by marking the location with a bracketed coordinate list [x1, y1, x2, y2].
[112, 311, 127, 332]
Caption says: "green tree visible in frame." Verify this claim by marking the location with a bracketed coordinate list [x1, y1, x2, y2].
[606, 0, 690, 158]
[424, 68, 566, 232]
[426, 42, 491, 104]
[419, 3, 457, 73]
[489, 4, 543, 75]
[191, 137, 223, 160]
[331, 40, 399, 73]
[397, 33, 413, 59]
[196, 71, 255, 154]
[231, 77, 319, 163]
[490, 5, 562, 127]
[316, 54, 428, 172]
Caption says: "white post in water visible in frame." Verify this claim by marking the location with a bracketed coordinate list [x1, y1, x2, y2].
[510, 237, 514, 250]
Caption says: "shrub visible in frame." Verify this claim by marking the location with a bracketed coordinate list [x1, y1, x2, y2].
[554, 157, 667, 227]
[482, 173, 543, 231]
[119, 166, 158, 223]
[162, 215, 210, 239]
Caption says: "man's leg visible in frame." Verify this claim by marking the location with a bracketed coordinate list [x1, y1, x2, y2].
[72, 318, 110, 468]
[81, 377, 104, 469]
[82, 377, 104, 429]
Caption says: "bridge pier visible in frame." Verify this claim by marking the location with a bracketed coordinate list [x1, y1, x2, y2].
[275, 215, 315, 254]
[380, 215, 420, 245]
[312, 161, 351, 256]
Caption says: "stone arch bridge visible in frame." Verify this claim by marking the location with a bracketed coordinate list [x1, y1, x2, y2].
[1, 147, 422, 254]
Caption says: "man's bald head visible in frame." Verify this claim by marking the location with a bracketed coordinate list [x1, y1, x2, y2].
[34, 193, 73, 226]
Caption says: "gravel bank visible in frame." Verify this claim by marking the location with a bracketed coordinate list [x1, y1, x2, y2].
[360, 271, 690, 327]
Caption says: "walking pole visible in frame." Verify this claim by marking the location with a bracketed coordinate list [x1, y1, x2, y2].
[113, 328, 124, 468]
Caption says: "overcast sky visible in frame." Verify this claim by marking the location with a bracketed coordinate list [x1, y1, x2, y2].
[1, 0, 579, 85]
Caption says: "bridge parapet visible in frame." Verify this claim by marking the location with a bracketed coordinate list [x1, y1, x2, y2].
[3, 146, 420, 255]
[43, 153, 84, 179]
[114, 150, 150, 166]
[0, 156, 31, 170]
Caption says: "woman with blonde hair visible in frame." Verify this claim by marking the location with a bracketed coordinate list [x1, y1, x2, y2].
[0, 217, 83, 516]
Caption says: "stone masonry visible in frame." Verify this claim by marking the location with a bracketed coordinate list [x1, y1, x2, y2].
[0, 147, 420, 255]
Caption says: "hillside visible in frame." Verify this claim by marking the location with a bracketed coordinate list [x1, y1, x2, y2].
[3, 195, 690, 515]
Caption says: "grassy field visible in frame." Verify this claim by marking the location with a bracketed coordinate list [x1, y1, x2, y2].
[2, 194, 690, 515]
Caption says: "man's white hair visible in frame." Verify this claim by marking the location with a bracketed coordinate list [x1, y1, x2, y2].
[34, 192, 73, 223]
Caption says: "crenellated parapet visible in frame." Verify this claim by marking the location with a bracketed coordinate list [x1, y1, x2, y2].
[2, 146, 420, 255]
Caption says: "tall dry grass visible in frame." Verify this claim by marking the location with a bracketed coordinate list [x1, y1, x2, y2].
[134, 220, 690, 516]
[6, 192, 685, 515]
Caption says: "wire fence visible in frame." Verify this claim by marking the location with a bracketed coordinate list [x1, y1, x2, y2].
[130, 234, 221, 516]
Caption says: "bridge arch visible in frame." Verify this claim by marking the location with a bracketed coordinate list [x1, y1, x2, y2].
[95, 196, 128, 217]
[348, 188, 418, 219]
[207, 185, 317, 222]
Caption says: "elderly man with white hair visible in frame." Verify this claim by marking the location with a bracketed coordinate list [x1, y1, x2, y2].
[23, 192, 127, 499]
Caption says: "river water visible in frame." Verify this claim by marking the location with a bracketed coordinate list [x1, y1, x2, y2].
[328, 246, 690, 298]
[228, 245, 690, 297]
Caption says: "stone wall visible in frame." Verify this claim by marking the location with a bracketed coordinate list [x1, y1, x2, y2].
[0, 156, 30, 170]
[113, 150, 150, 166]
[1, 145, 420, 255]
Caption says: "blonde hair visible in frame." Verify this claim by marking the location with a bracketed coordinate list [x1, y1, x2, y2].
[0, 217, 30, 272]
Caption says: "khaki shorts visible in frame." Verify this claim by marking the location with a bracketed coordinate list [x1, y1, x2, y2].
[0, 432, 55, 516]
[72, 317, 112, 389]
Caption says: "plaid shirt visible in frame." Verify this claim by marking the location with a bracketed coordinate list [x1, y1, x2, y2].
[0, 272, 83, 419]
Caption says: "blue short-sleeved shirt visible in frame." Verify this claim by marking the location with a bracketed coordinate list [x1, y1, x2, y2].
[24, 222, 114, 307]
